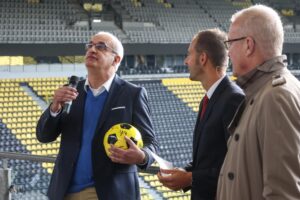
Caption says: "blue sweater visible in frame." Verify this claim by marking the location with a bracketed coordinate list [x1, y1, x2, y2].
[68, 89, 108, 193]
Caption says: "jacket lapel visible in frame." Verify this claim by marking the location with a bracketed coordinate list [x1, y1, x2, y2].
[70, 80, 87, 141]
[201, 76, 230, 123]
[192, 100, 203, 158]
[95, 75, 123, 132]
[193, 76, 231, 160]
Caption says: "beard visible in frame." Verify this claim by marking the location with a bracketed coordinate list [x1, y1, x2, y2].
[189, 59, 205, 81]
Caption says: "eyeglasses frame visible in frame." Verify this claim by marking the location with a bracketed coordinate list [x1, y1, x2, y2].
[85, 42, 117, 54]
[224, 36, 247, 48]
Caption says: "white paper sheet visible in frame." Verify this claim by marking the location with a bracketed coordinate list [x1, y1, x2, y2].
[150, 151, 173, 170]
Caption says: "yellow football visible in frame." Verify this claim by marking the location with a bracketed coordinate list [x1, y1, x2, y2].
[103, 123, 143, 157]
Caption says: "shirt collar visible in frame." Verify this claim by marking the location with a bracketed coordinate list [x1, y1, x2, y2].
[206, 74, 226, 99]
[84, 74, 115, 96]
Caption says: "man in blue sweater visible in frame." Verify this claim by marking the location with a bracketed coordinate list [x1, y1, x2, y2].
[36, 32, 158, 200]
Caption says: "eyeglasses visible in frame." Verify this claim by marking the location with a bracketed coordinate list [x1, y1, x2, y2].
[224, 36, 247, 49]
[85, 42, 117, 54]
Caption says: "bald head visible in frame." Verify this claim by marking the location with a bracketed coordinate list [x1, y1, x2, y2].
[94, 31, 124, 69]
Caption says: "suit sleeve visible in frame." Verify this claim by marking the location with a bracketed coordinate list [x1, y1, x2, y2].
[185, 162, 193, 171]
[133, 87, 159, 169]
[260, 87, 300, 199]
[36, 105, 62, 143]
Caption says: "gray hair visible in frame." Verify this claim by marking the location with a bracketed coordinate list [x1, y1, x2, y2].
[231, 4, 284, 58]
[95, 31, 124, 69]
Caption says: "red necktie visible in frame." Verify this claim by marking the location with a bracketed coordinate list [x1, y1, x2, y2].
[200, 95, 209, 120]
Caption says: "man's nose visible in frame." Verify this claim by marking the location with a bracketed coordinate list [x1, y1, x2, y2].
[184, 58, 188, 66]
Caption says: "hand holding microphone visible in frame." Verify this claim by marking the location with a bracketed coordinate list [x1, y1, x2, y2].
[63, 76, 79, 114]
[50, 76, 79, 114]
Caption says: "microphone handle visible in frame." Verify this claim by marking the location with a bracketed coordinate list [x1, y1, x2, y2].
[63, 84, 76, 114]
[63, 101, 72, 114]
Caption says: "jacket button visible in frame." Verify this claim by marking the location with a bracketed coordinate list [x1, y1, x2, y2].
[234, 134, 239, 141]
[250, 99, 254, 105]
[228, 172, 234, 180]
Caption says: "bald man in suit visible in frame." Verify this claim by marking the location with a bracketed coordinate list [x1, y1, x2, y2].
[36, 32, 158, 200]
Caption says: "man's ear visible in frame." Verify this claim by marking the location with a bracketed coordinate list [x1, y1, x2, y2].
[113, 55, 121, 66]
[199, 52, 208, 66]
[245, 37, 255, 56]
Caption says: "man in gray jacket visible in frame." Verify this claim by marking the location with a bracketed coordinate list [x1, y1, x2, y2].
[217, 5, 300, 200]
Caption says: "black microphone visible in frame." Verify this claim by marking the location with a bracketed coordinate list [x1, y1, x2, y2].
[63, 76, 79, 114]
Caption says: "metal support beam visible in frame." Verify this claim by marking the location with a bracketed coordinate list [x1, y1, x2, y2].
[0, 168, 11, 200]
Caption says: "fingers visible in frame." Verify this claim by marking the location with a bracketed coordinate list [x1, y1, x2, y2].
[157, 168, 187, 191]
[109, 143, 144, 164]
[123, 136, 145, 163]
[124, 136, 137, 149]
[51, 86, 78, 111]
[109, 144, 127, 163]
[160, 168, 175, 174]
[109, 144, 126, 156]
[157, 171, 173, 182]
[157, 169, 175, 182]
[159, 170, 192, 191]
[157, 172, 180, 191]
[54, 86, 78, 102]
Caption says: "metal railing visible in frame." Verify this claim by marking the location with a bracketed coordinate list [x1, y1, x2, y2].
[0, 151, 159, 200]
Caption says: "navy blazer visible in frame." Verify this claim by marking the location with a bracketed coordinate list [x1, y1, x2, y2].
[36, 75, 158, 200]
[185, 76, 244, 200]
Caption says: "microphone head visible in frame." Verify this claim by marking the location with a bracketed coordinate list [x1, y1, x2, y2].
[69, 76, 79, 87]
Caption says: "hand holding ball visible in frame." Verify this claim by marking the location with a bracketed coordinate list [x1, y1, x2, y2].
[104, 123, 143, 157]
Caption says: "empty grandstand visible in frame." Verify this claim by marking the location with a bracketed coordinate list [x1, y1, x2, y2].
[2, 0, 300, 69]
[1, 0, 300, 200]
